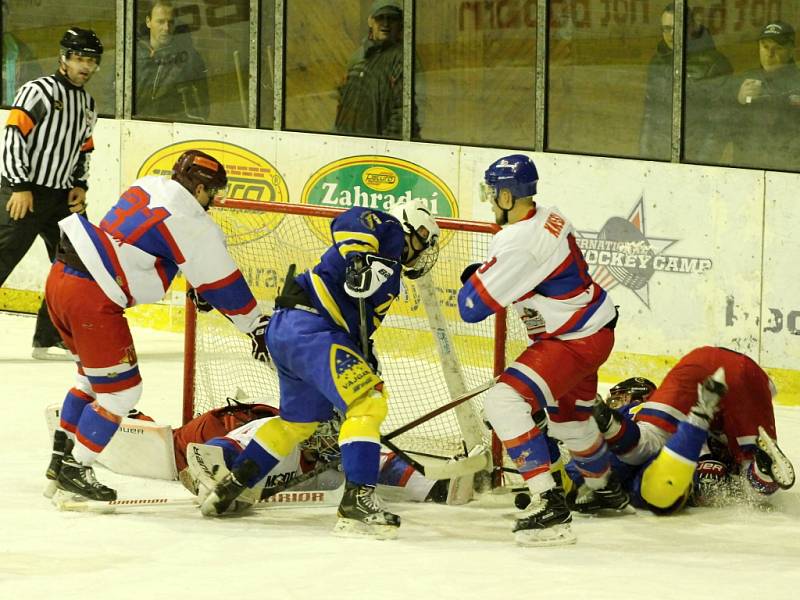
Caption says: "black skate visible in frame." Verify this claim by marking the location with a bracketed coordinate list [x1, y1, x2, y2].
[513, 486, 576, 546]
[755, 426, 795, 490]
[199, 459, 259, 517]
[571, 473, 630, 514]
[333, 481, 401, 540]
[57, 444, 117, 501]
[44, 430, 69, 498]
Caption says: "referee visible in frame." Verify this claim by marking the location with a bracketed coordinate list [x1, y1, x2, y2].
[0, 27, 102, 360]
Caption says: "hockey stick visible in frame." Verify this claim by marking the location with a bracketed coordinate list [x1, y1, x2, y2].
[53, 486, 344, 514]
[377, 378, 497, 480]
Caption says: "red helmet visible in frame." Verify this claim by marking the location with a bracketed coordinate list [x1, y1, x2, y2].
[171, 150, 228, 201]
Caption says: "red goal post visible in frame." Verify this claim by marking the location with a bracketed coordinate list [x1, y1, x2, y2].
[183, 200, 528, 476]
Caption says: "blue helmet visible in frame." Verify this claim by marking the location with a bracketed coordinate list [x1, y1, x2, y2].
[481, 154, 538, 204]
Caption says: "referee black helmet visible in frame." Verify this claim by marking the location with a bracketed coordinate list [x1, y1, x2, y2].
[60, 28, 104, 64]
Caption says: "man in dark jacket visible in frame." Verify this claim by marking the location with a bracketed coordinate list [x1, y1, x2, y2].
[729, 21, 800, 171]
[135, 0, 209, 122]
[639, 3, 732, 162]
[334, 0, 417, 139]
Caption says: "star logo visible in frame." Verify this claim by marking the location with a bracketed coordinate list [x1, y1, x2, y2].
[575, 197, 713, 308]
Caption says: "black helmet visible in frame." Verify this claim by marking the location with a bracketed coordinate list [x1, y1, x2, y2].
[60, 28, 104, 64]
[171, 150, 229, 201]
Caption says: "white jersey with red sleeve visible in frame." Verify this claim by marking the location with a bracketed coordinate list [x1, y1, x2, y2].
[458, 205, 616, 341]
[58, 175, 260, 334]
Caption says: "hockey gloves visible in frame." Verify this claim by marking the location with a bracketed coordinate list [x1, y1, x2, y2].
[592, 395, 623, 438]
[460, 262, 481, 284]
[344, 253, 396, 298]
[248, 315, 271, 365]
[187, 287, 214, 313]
[688, 367, 726, 428]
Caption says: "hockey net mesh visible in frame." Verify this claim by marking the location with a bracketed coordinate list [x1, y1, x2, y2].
[187, 202, 528, 459]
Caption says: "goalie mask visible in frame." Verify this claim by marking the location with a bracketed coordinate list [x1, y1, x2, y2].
[300, 417, 341, 463]
[171, 150, 229, 208]
[387, 199, 440, 280]
[605, 377, 657, 410]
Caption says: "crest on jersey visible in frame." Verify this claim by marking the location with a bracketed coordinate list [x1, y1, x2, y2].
[359, 210, 383, 231]
[330, 344, 380, 404]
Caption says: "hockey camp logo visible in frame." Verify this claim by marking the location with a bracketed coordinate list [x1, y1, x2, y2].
[575, 197, 713, 308]
[301, 156, 458, 245]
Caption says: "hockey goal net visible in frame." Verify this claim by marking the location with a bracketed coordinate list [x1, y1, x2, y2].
[183, 200, 528, 469]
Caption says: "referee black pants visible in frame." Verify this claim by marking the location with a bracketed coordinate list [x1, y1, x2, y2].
[0, 184, 72, 348]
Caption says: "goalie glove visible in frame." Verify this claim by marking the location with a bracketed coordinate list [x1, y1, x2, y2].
[344, 253, 396, 298]
[692, 457, 729, 506]
[688, 367, 726, 428]
[247, 315, 271, 364]
[187, 287, 213, 313]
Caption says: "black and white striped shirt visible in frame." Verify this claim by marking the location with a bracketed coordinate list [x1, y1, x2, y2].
[2, 71, 96, 191]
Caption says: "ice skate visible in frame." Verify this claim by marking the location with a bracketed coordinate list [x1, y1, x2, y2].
[44, 430, 68, 498]
[199, 459, 259, 516]
[32, 341, 77, 362]
[571, 473, 630, 514]
[57, 449, 117, 501]
[755, 426, 795, 490]
[513, 486, 576, 547]
[333, 481, 400, 540]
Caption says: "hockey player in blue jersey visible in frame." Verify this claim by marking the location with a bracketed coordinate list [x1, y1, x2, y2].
[199, 200, 440, 539]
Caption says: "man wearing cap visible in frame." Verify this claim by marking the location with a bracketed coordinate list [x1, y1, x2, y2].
[732, 21, 800, 171]
[334, 0, 418, 139]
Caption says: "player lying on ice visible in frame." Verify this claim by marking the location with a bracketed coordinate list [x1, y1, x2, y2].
[575, 346, 795, 515]
[197, 200, 441, 539]
[174, 402, 459, 510]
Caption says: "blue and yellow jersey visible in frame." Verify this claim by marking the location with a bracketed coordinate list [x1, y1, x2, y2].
[296, 207, 405, 341]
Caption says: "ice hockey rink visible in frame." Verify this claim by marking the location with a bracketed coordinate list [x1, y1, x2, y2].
[1, 310, 799, 600]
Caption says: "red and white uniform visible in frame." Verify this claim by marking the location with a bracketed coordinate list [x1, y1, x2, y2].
[634, 346, 777, 465]
[458, 205, 617, 493]
[48, 175, 260, 465]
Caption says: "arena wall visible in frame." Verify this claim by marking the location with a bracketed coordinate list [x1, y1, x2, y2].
[1, 112, 796, 404]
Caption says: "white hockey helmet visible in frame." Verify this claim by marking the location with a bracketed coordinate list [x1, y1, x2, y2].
[387, 199, 440, 279]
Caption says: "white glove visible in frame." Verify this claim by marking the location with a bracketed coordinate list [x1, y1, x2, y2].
[344, 254, 396, 298]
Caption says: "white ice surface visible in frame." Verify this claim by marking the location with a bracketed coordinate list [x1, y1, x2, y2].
[1, 311, 799, 600]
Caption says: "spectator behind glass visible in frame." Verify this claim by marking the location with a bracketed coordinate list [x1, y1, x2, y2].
[334, 0, 417, 139]
[730, 21, 800, 172]
[639, 3, 733, 162]
[639, 3, 732, 161]
[2, 0, 43, 105]
[135, 0, 209, 122]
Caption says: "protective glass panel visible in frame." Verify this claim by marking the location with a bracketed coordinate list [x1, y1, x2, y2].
[415, 0, 536, 147]
[258, 0, 276, 128]
[285, 0, 406, 138]
[686, 1, 800, 172]
[1, 0, 116, 115]
[547, 0, 671, 159]
[133, 0, 250, 126]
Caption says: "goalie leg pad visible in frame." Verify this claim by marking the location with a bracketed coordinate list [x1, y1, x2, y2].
[232, 419, 318, 486]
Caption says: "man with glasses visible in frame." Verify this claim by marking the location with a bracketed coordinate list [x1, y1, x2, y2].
[731, 21, 800, 171]
[42, 150, 269, 502]
[639, 3, 732, 161]
[334, 0, 417, 138]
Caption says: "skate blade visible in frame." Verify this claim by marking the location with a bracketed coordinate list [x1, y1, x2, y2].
[514, 523, 577, 547]
[50, 488, 114, 513]
[757, 426, 796, 489]
[43, 479, 59, 499]
[332, 517, 399, 540]
[573, 503, 635, 517]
